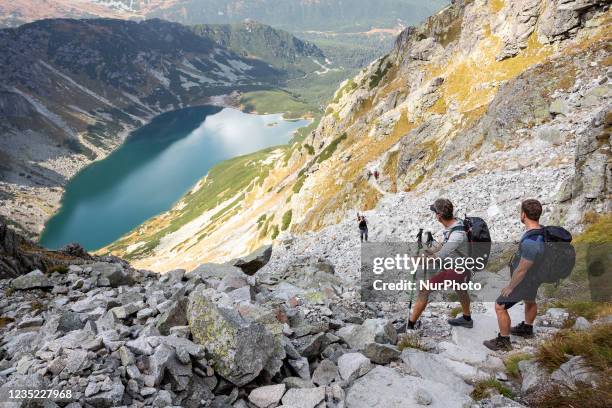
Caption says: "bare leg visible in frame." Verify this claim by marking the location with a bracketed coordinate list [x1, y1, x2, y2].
[524, 301, 537, 325]
[495, 303, 511, 336]
[410, 290, 430, 322]
[455, 290, 471, 316]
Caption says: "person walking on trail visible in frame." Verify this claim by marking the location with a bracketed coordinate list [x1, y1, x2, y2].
[484, 199, 545, 351]
[405, 198, 473, 330]
[357, 214, 368, 242]
[425, 231, 434, 248]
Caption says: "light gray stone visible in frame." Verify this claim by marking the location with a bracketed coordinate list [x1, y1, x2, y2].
[281, 387, 326, 408]
[345, 366, 472, 408]
[337, 319, 397, 350]
[248, 383, 286, 408]
[11, 270, 52, 290]
[338, 353, 372, 384]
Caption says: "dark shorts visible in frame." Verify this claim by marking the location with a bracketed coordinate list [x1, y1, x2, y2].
[428, 269, 471, 285]
[496, 277, 541, 309]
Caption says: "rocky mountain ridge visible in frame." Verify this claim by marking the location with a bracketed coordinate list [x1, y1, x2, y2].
[107, 0, 611, 271]
[1, 1, 448, 31]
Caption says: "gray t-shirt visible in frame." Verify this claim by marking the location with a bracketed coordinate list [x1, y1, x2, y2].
[436, 219, 468, 260]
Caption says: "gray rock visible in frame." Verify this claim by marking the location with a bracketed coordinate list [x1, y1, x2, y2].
[156, 297, 188, 335]
[187, 285, 284, 386]
[345, 366, 472, 408]
[92, 262, 133, 287]
[363, 342, 401, 364]
[119, 346, 135, 366]
[414, 388, 433, 405]
[232, 244, 273, 275]
[294, 332, 326, 357]
[281, 387, 326, 408]
[169, 325, 191, 338]
[549, 98, 569, 116]
[85, 377, 124, 408]
[137, 307, 156, 320]
[248, 383, 286, 408]
[64, 349, 90, 374]
[57, 311, 84, 333]
[518, 359, 549, 393]
[288, 357, 311, 380]
[126, 336, 154, 355]
[551, 355, 598, 389]
[283, 376, 316, 389]
[312, 359, 340, 386]
[338, 353, 372, 384]
[17, 317, 44, 328]
[337, 319, 397, 350]
[154, 390, 173, 407]
[572, 316, 591, 331]
[400, 348, 475, 394]
[11, 269, 52, 290]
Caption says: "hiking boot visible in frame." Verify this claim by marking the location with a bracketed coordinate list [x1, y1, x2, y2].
[510, 321, 534, 338]
[448, 315, 474, 328]
[483, 334, 512, 351]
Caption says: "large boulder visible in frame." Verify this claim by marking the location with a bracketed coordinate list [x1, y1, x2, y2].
[187, 285, 285, 386]
[91, 262, 133, 287]
[400, 348, 479, 394]
[232, 245, 273, 275]
[345, 366, 472, 408]
[10, 269, 52, 290]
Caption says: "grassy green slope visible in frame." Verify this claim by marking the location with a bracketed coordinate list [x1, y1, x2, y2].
[106, 147, 280, 259]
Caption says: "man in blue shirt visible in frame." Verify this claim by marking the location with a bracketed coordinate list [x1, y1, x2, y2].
[484, 199, 545, 351]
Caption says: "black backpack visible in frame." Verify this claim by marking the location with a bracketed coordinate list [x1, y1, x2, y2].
[450, 216, 492, 272]
[524, 226, 576, 283]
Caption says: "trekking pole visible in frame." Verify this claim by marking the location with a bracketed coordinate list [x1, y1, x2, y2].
[407, 231, 422, 322]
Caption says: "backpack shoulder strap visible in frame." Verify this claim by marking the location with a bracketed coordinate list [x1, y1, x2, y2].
[522, 228, 545, 242]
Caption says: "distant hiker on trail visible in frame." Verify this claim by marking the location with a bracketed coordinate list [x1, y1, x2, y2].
[416, 228, 424, 249]
[357, 213, 368, 242]
[484, 199, 546, 351]
[374, 170, 379, 180]
[425, 231, 434, 248]
[405, 198, 473, 331]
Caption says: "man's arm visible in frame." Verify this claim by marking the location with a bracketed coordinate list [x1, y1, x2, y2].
[501, 258, 534, 296]
[431, 230, 464, 259]
[501, 238, 540, 296]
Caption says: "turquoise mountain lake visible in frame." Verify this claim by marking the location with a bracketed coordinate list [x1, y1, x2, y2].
[40, 106, 309, 250]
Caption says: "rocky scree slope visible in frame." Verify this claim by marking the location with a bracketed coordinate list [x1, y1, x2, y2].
[1, 236, 609, 407]
[0, 17, 324, 239]
[108, 0, 611, 271]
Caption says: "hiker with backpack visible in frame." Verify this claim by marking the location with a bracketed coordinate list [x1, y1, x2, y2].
[483, 199, 575, 351]
[405, 198, 476, 330]
[357, 213, 368, 242]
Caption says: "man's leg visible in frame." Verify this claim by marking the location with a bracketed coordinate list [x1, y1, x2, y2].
[365, 230, 368, 242]
[448, 289, 473, 327]
[496, 302, 511, 336]
[360, 230, 364, 242]
[456, 290, 471, 316]
[524, 301, 537, 324]
[409, 290, 430, 327]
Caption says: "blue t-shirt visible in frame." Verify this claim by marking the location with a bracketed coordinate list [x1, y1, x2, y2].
[511, 229, 545, 273]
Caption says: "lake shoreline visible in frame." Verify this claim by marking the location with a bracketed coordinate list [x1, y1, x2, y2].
[39, 105, 310, 251]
